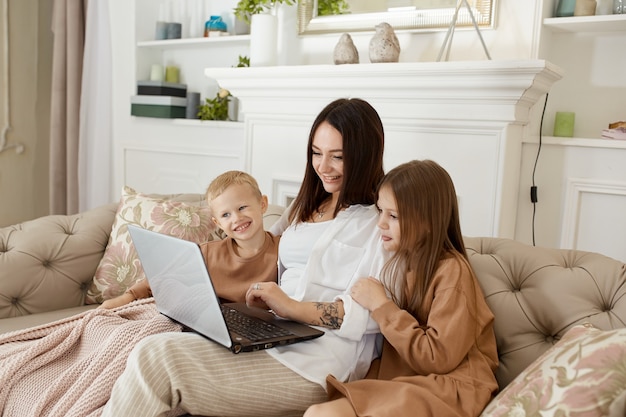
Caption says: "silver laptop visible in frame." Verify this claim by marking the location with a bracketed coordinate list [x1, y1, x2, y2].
[127, 224, 324, 353]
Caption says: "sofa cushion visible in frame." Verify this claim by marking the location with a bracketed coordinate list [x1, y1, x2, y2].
[85, 187, 220, 304]
[464, 237, 626, 390]
[0, 203, 117, 322]
[480, 324, 626, 417]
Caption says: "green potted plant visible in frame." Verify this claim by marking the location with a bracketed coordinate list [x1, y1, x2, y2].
[234, 55, 250, 68]
[198, 56, 248, 121]
[233, 0, 295, 24]
[197, 88, 231, 121]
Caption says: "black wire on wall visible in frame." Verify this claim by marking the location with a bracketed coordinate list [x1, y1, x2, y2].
[531, 93, 549, 247]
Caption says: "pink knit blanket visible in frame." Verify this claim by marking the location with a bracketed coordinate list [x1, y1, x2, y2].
[0, 299, 182, 417]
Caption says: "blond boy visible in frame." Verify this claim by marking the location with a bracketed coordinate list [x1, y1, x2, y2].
[101, 171, 279, 309]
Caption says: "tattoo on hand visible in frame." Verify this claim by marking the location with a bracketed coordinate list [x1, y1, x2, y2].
[313, 302, 343, 329]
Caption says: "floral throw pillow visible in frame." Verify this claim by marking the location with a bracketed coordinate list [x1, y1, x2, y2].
[481, 324, 626, 417]
[85, 186, 221, 304]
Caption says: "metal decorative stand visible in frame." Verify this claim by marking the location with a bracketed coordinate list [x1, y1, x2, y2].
[437, 0, 491, 62]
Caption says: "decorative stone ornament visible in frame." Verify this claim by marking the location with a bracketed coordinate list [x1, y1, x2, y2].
[368, 22, 400, 63]
[333, 33, 359, 65]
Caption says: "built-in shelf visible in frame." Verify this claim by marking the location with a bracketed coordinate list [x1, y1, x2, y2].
[137, 35, 251, 50]
[171, 119, 243, 127]
[543, 14, 626, 32]
[535, 136, 626, 149]
[130, 117, 243, 127]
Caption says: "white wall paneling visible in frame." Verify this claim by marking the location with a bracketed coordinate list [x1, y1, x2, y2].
[561, 178, 626, 263]
[115, 119, 245, 195]
[515, 137, 626, 260]
[121, 146, 242, 195]
[272, 178, 301, 208]
[382, 120, 506, 237]
[245, 116, 311, 207]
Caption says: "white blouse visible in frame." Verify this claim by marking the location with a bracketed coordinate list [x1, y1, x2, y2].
[267, 204, 389, 389]
[277, 220, 329, 295]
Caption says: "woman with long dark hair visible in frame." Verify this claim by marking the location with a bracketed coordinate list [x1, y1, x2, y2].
[102, 98, 390, 417]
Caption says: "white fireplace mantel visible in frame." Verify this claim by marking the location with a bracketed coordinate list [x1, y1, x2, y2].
[205, 60, 563, 239]
[206, 60, 562, 121]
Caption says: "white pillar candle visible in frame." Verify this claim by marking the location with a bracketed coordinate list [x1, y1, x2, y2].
[150, 64, 164, 81]
[250, 13, 278, 67]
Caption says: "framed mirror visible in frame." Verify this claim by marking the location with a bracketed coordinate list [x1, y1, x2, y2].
[297, 0, 497, 35]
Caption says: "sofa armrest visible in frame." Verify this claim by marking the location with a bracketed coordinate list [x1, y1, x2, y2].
[0, 203, 117, 320]
[264, 204, 284, 230]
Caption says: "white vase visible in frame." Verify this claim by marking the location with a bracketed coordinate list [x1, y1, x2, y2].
[188, 0, 203, 38]
[250, 13, 278, 67]
[276, 3, 298, 65]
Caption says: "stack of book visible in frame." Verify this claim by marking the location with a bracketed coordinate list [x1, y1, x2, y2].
[601, 121, 626, 141]
[131, 81, 188, 118]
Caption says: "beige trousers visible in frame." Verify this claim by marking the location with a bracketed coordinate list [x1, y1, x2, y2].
[100, 332, 327, 417]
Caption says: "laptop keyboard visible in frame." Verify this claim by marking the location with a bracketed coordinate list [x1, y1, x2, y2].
[221, 305, 294, 341]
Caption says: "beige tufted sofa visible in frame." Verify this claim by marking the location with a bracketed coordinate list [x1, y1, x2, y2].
[465, 238, 626, 388]
[0, 202, 117, 332]
[1, 198, 626, 393]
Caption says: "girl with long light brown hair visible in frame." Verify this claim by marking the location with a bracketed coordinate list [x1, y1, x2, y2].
[306, 159, 499, 417]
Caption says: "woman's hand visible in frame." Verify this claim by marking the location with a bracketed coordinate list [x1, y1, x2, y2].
[350, 277, 389, 312]
[245, 282, 297, 319]
[246, 282, 346, 329]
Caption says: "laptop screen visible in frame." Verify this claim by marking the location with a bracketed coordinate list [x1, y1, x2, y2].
[127, 225, 232, 348]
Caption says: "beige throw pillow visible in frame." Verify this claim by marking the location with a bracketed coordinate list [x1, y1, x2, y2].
[85, 186, 221, 304]
[481, 324, 626, 417]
